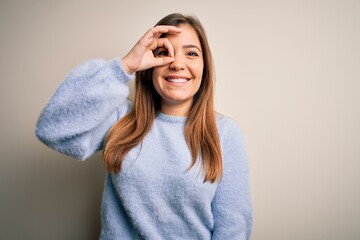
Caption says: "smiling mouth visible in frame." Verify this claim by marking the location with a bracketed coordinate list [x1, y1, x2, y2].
[165, 77, 190, 83]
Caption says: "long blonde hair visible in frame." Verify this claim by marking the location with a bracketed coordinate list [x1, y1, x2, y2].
[103, 13, 222, 183]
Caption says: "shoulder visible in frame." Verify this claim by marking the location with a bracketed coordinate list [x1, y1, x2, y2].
[215, 113, 243, 139]
[215, 113, 247, 156]
[215, 114, 248, 176]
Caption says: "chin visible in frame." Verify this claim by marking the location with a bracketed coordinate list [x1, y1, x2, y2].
[164, 96, 192, 104]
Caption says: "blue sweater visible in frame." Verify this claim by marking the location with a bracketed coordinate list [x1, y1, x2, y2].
[36, 58, 253, 240]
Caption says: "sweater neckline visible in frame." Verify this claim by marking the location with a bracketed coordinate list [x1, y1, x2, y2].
[157, 112, 187, 123]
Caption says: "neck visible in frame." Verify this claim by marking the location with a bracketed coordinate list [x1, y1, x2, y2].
[160, 100, 192, 116]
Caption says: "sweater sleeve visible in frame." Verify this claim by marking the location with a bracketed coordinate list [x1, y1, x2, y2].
[35, 57, 134, 160]
[211, 118, 253, 240]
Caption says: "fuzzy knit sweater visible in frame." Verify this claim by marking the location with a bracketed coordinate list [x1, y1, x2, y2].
[36, 58, 253, 240]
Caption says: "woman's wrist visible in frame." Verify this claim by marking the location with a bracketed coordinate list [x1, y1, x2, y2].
[120, 56, 134, 75]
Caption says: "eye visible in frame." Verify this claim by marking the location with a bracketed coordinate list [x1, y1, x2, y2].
[156, 50, 169, 57]
[187, 51, 199, 57]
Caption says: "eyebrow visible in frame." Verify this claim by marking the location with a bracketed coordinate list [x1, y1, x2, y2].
[183, 44, 202, 52]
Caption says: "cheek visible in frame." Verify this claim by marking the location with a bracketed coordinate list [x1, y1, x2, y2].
[152, 68, 161, 88]
[194, 63, 204, 90]
[194, 63, 204, 80]
[152, 66, 167, 81]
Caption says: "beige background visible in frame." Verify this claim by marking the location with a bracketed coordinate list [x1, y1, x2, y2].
[1, 0, 359, 239]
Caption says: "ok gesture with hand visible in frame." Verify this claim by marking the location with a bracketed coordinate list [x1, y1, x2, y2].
[121, 25, 182, 74]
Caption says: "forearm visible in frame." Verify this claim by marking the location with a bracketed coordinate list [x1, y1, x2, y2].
[36, 57, 134, 159]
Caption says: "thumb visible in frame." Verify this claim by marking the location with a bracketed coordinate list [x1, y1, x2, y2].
[153, 57, 174, 67]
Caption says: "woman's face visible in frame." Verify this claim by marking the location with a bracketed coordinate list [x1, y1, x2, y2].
[152, 24, 204, 115]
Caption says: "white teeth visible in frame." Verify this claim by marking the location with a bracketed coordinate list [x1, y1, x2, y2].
[167, 78, 188, 83]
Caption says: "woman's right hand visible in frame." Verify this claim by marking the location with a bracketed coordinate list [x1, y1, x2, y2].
[121, 25, 182, 74]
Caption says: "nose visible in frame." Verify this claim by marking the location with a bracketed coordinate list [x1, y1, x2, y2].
[169, 54, 185, 71]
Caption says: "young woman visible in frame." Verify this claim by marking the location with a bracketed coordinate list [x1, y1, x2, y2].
[36, 13, 253, 239]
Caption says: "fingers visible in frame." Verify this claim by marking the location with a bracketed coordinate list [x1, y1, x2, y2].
[123, 25, 180, 72]
[145, 25, 182, 42]
[151, 38, 175, 67]
[150, 25, 182, 37]
[156, 38, 174, 57]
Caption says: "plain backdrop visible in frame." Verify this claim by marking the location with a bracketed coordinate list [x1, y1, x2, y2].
[1, 0, 359, 239]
